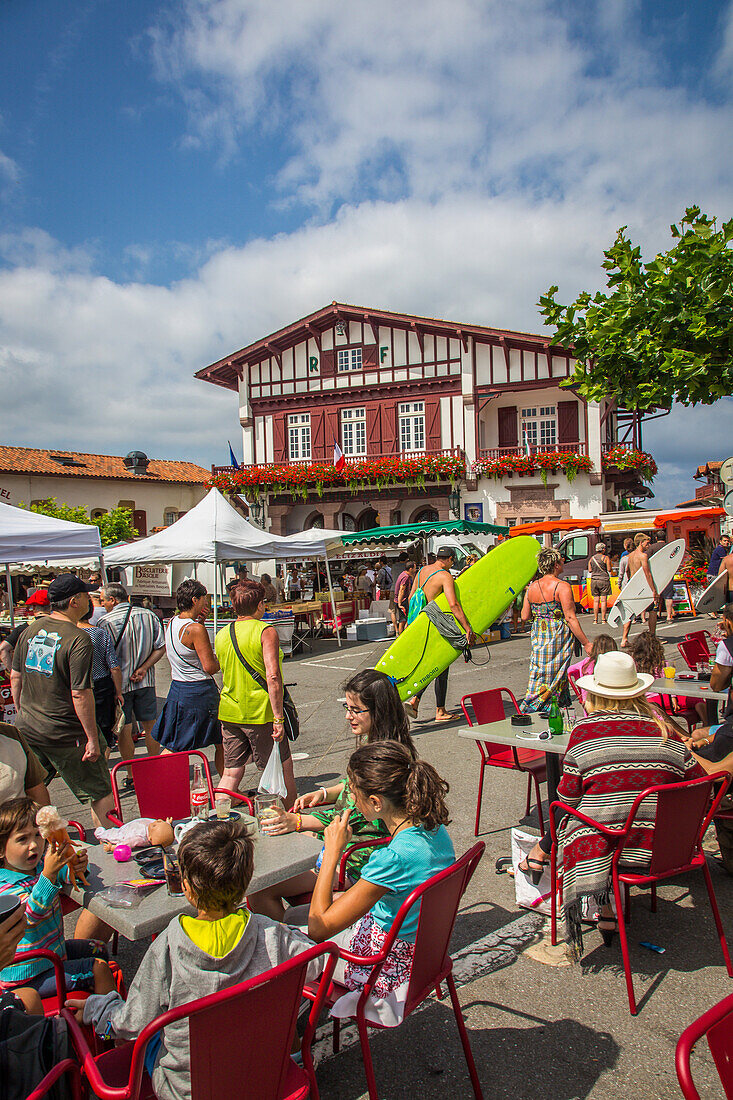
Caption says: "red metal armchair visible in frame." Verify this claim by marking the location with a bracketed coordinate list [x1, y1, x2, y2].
[26, 1059, 83, 1100]
[684, 630, 713, 657]
[676, 990, 733, 1098]
[108, 750, 253, 825]
[15, 947, 126, 1019]
[549, 774, 733, 1015]
[678, 638, 710, 671]
[61, 942, 338, 1100]
[460, 689, 546, 835]
[305, 842, 485, 1100]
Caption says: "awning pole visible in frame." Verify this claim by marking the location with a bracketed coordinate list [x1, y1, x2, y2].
[213, 559, 219, 633]
[5, 566, 14, 629]
[324, 554, 341, 648]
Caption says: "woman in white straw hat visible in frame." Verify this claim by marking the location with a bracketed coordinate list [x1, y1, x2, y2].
[518, 650, 705, 957]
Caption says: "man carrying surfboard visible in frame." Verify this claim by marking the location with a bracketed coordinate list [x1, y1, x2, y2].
[620, 533, 659, 648]
[708, 536, 731, 585]
[405, 547, 475, 722]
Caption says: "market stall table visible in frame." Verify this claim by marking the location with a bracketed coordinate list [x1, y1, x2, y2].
[650, 676, 728, 724]
[458, 713, 570, 808]
[69, 830, 322, 941]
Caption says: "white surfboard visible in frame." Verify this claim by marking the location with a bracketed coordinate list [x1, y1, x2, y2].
[696, 570, 729, 614]
[607, 539, 685, 627]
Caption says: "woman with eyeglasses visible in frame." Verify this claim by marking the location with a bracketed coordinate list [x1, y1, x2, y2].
[247, 670, 415, 920]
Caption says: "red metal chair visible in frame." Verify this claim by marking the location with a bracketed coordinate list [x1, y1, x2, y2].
[566, 667, 587, 711]
[684, 630, 714, 657]
[460, 689, 546, 835]
[61, 942, 338, 1100]
[26, 1059, 83, 1100]
[305, 842, 486, 1100]
[15, 947, 126, 1019]
[678, 638, 710, 671]
[107, 750, 253, 826]
[549, 774, 733, 1015]
[675, 990, 733, 1099]
[284, 836, 391, 907]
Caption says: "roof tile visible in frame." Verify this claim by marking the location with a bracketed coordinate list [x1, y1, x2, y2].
[0, 446, 210, 484]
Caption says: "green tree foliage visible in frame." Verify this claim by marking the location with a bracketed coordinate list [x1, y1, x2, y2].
[24, 499, 137, 546]
[539, 207, 733, 409]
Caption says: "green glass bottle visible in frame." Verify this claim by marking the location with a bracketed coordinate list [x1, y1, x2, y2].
[548, 694, 563, 738]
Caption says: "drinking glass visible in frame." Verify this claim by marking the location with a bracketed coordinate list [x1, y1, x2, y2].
[663, 666, 676, 680]
[255, 794, 282, 832]
[215, 795, 232, 819]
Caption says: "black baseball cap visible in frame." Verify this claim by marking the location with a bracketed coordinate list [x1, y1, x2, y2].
[436, 545, 456, 561]
[47, 575, 95, 602]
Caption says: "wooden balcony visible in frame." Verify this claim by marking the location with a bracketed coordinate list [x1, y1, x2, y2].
[477, 442, 588, 460]
[696, 483, 721, 500]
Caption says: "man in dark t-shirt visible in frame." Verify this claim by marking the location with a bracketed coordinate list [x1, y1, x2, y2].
[11, 575, 113, 826]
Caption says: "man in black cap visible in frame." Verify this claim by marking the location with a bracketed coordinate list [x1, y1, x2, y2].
[10, 575, 114, 826]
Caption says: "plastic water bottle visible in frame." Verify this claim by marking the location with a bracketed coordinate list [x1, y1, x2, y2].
[548, 695, 563, 739]
[190, 763, 209, 820]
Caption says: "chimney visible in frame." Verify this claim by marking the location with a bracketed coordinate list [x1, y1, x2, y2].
[124, 451, 150, 475]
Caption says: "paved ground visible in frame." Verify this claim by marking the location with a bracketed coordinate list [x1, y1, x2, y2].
[52, 611, 733, 1099]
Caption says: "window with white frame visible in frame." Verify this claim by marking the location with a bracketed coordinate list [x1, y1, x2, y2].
[398, 401, 425, 452]
[337, 347, 363, 372]
[341, 407, 366, 456]
[521, 405, 556, 448]
[288, 413, 311, 461]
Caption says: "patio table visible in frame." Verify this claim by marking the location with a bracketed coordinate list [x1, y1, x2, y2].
[458, 713, 570, 807]
[68, 828, 322, 941]
[649, 676, 728, 724]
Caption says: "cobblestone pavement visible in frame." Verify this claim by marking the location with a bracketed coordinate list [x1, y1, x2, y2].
[48, 612, 732, 1099]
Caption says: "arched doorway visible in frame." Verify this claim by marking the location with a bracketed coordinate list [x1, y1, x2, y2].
[357, 508, 379, 531]
[412, 507, 439, 523]
[306, 512, 324, 529]
[341, 514, 357, 532]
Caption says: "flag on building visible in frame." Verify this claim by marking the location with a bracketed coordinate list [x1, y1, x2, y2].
[333, 441, 346, 473]
[228, 442, 240, 470]
[522, 430, 532, 458]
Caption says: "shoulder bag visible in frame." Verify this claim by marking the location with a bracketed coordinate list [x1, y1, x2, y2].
[228, 621, 299, 741]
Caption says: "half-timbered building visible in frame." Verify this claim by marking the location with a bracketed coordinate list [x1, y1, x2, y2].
[198, 302, 645, 534]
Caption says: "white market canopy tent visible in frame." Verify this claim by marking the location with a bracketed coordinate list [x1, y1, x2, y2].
[105, 489, 345, 641]
[0, 501, 104, 625]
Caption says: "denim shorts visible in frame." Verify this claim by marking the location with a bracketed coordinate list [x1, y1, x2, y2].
[18, 940, 107, 998]
[122, 686, 158, 724]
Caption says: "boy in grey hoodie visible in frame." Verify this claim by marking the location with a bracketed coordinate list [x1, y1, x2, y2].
[67, 820, 323, 1100]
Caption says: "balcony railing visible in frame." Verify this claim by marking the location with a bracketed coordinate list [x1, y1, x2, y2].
[696, 483, 721, 500]
[211, 447, 461, 477]
[478, 442, 588, 460]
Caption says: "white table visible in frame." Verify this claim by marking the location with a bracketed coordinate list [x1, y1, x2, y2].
[458, 713, 570, 805]
[70, 830, 322, 941]
[650, 677, 728, 723]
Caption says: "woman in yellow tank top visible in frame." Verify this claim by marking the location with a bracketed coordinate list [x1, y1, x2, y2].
[214, 580, 296, 807]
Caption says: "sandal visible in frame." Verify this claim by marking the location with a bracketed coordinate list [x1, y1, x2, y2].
[598, 917, 618, 948]
[518, 855, 548, 885]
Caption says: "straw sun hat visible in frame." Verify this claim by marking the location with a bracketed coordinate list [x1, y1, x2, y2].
[575, 651, 654, 699]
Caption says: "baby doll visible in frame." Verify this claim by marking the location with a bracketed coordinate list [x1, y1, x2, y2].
[94, 817, 175, 852]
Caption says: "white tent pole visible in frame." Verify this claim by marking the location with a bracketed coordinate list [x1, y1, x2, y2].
[324, 553, 341, 649]
[213, 558, 219, 633]
[5, 566, 14, 629]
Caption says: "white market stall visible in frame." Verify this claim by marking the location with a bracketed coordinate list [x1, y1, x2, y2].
[104, 489, 346, 643]
[0, 502, 103, 626]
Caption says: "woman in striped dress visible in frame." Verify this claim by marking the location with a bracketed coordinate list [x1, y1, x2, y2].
[518, 652, 703, 957]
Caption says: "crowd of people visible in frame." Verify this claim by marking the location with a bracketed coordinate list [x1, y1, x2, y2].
[1, 533, 733, 1096]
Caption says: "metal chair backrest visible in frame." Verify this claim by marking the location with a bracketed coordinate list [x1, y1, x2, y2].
[619, 775, 728, 877]
[678, 638, 707, 670]
[676, 991, 733, 1099]
[684, 630, 713, 657]
[461, 688, 519, 726]
[111, 750, 215, 822]
[84, 943, 338, 1100]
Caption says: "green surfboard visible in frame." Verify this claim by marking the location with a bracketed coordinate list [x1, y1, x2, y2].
[375, 535, 540, 700]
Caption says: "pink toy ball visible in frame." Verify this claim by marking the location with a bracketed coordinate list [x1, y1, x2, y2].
[113, 843, 133, 862]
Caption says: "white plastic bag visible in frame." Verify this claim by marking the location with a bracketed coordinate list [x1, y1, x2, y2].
[511, 828, 553, 917]
[259, 743, 288, 799]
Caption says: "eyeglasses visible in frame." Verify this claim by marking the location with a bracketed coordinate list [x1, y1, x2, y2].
[343, 703, 369, 716]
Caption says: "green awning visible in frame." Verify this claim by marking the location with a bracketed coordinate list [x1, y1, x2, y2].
[340, 519, 509, 546]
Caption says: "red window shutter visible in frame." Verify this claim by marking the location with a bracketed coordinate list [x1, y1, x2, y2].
[557, 400, 579, 444]
[132, 510, 147, 538]
[363, 344, 377, 367]
[311, 410, 327, 459]
[324, 408, 340, 457]
[425, 397, 442, 451]
[366, 404, 382, 454]
[273, 415, 287, 463]
[382, 403, 398, 454]
[498, 405, 518, 447]
[321, 349, 336, 376]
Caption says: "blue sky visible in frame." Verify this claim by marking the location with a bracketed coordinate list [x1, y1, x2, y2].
[1, 0, 732, 507]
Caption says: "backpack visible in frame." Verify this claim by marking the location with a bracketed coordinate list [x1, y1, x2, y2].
[406, 567, 443, 627]
[0, 997, 71, 1100]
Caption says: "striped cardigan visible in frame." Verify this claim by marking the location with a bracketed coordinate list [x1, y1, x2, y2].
[0, 861, 70, 986]
[556, 711, 703, 913]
